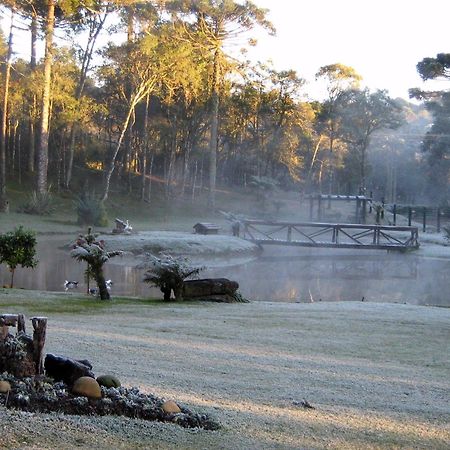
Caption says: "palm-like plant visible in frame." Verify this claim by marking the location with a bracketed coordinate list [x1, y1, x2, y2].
[70, 228, 122, 300]
[143, 253, 203, 301]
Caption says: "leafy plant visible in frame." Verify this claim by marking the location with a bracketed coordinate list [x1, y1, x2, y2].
[75, 192, 108, 227]
[0, 227, 38, 288]
[18, 190, 54, 215]
[70, 228, 122, 300]
[248, 175, 279, 209]
[442, 225, 450, 244]
[143, 253, 203, 301]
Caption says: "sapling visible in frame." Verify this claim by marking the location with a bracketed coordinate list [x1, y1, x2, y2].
[0, 227, 38, 288]
[70, 228, 122, 300]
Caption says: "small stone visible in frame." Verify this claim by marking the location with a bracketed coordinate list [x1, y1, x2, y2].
[72, 377, 102, 399]
[162, 400, 181, 414]
[0, 380, 11, 393]
[97, 375, 121, 388]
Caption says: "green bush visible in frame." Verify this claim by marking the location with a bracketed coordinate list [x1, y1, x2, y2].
[18, 190, 54, 215]
[0, 226, 38, 288]
[75, 193, 108, 227]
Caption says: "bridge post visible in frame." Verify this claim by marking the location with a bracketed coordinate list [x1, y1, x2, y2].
[287, 226, 292, 242]
[437, 207, 441, 232]
[317, 195, 322, 221]
[408, 207, 412, 226]
[423, 207, 426, 232]
[393, 204, 397, 226]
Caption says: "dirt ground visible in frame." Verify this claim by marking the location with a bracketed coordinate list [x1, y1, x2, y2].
[1, 300, 449, 449]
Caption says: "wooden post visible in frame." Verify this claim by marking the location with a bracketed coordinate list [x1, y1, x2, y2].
[317, 195, 322, 221]
[0, 314, 18, 340]
[17, 314, 26, 333]
[423, 207, 426, 233]
[408, 207, 412, 226]
[437, 207, 441, 232]
[287, 226, 292, 242]
[393, 204, 397, 226]
[31, 317, 47, 375]
[309, 196, 313, 220]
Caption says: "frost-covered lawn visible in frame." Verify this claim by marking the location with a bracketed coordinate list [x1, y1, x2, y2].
[98, 231, 259, 257]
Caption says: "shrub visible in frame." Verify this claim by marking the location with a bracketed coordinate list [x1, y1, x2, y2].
[0, 226, 38, 288]
[18, 190, 54, 215]
[75, 193, 108, 227]
[143, 253, 204, 301]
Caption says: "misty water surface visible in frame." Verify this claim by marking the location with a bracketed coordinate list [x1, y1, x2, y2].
[1, 237, 449, 307]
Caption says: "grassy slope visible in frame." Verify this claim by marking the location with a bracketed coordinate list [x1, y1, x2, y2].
[0, 176, 318, 236]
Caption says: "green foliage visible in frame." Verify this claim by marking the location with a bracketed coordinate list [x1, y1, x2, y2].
[70, 228, 122, 300]
[75, 192, 108, 227]
[0, 227, 38, 288]
[143, 253, 203, 301]
[18, 190, 54, 215]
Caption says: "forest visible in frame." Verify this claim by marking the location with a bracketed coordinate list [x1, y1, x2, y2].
[0, 0, 449, 218]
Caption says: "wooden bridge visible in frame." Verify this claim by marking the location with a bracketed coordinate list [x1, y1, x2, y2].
[241, 220, 419, 251]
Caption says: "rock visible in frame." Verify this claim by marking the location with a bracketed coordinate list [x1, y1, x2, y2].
[0, 380, 11, 393]
[183, 278, 239, 297]
[44, 353, 95, 386]
[72, 377, 102, 399]
[96, 375, 121, 388]
[162, 400, 181, 414]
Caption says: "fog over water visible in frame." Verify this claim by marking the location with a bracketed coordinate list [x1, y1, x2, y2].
[1, 237, 449, 307]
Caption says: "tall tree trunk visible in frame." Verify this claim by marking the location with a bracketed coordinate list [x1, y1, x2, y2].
[101, 84, 149, 203]
[37, 0, 55, 195]
[208, 49, 220, 209]
[0, 11, 14, 211]
[65, 13, 107, 189]
[141, 94, 150, 201]
[28, 10, 38, 173]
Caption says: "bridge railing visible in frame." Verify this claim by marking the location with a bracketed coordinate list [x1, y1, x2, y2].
[241, 220, 419, 251]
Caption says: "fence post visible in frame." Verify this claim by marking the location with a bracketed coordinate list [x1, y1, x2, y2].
[423, 207, 427, 232]
[309, 196, 313, 220]
[393, 204, 397, 226]
[318, 195, 322, 221]
[437, 207, 441, 232]
[408, 207, 412, 226]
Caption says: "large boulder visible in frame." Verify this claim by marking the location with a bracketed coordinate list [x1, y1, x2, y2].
[72, 376, 102, 399]
[44, 354, 95, 386]
[97, 374, 121, 388]
[183, 278, 238, 297]
[0, 380, 11, 393]
[183, 278, 247, 303]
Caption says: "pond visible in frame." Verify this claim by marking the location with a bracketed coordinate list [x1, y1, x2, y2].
[0, 237, 449, 307]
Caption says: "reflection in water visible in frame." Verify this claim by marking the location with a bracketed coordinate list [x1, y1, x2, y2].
[0, 238, 449, 306]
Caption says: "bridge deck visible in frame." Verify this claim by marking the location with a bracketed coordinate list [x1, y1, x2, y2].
[241, 220, 419, 251]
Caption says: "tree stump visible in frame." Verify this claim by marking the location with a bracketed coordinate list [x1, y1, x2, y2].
[31, 317, 47, 375]
[0, 313, 47, 377]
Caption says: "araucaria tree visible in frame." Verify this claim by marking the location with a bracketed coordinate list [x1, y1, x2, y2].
[70, 228, 122, 300]
[410, 53, 450, 201]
